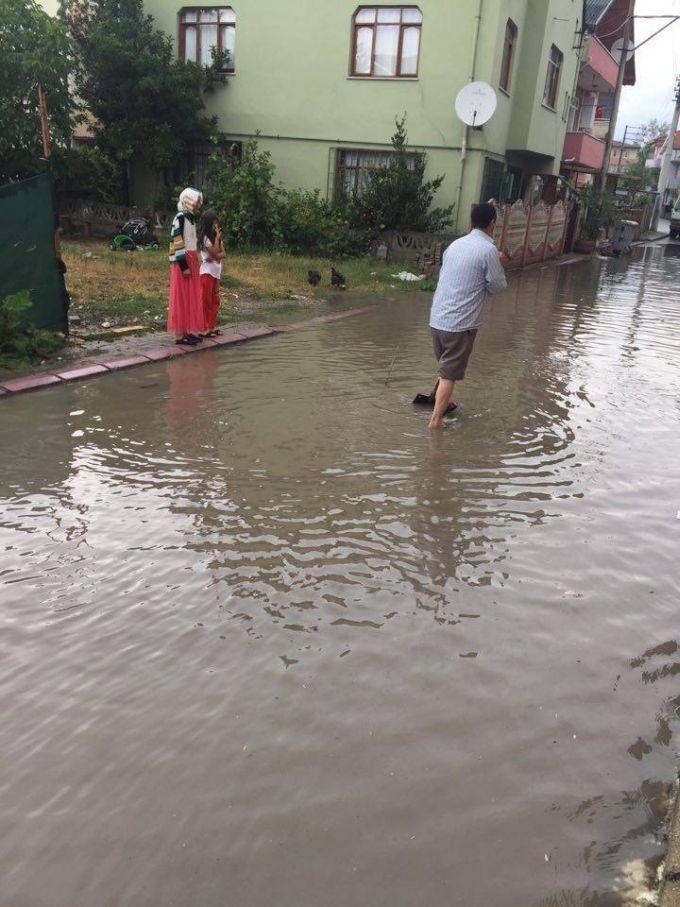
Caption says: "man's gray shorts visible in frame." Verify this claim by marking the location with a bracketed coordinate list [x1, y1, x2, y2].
[430, 327, 478, 382]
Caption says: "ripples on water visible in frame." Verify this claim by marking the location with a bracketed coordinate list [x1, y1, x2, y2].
[1, 245, 680, 906]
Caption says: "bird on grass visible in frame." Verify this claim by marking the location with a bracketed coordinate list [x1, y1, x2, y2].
[308, 269, 322, 286]
[331, 267, 347, 289]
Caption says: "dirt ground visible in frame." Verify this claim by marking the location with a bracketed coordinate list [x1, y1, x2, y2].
[61, 239, 419, 339]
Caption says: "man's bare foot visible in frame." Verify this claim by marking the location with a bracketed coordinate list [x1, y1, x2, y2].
[428, 417, 444, 429]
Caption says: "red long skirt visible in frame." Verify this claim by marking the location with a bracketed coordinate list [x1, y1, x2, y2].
[168, 252, 206, 336]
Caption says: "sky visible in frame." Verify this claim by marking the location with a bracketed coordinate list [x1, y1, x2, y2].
[616, 0, 680, 139]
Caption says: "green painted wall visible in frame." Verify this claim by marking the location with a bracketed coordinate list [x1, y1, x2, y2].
[142, 0, 581, 224]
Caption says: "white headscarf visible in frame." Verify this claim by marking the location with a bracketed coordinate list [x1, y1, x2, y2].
[178, 187, 203, 215]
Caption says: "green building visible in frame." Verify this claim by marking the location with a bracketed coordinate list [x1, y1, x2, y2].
[141, 1, 583, 229]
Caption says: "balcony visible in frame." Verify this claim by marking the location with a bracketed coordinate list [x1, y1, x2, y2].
[579, 36, 618, 92]
[563, 131, 606, 172]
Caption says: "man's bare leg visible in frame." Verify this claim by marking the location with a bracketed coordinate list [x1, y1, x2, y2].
[428, 378, 454, 429]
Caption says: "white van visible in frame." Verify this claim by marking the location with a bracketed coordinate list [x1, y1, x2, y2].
[670, 196, 680, 239]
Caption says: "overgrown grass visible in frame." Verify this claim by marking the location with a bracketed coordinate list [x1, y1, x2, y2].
[0, 292, 65, 370]
[61, 239, 414, 325]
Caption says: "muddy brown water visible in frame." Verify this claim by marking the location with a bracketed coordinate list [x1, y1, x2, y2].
[2, 246, 680, 907]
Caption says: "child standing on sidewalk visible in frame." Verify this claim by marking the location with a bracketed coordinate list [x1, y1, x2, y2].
[168, 188, 205, 346]
[198, 211, 226, 337]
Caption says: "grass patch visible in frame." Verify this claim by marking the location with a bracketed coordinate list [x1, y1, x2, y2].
[61, 239, 417, 327]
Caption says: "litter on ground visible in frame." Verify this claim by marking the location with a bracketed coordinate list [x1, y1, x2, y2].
[391, 271, 425, 282]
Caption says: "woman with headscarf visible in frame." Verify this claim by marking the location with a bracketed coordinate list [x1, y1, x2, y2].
[168, 188, 206, 346]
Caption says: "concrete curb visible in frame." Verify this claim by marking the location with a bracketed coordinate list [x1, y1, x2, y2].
[660, 778, 680, 906]
[0, 306, 374, 400]
[633, 232, 668, 246]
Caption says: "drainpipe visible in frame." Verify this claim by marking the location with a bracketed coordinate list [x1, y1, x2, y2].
[455, 0, 484, 233]
[564, 10, 588, 184]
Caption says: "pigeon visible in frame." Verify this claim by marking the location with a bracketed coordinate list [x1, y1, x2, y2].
[308, 269, 322, 286]
[331, 267, 346, 289]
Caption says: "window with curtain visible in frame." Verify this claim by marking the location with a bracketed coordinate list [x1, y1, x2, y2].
[543, 44, 563, 109]
[335, 148, 415, 197]
[499, 19, 517, 93]
[351, 7, 423, 78]
[179, 8, 235, 72]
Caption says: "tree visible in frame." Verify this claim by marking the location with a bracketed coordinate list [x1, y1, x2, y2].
[0, 0, 73, 182]
[348, 117, 455, 233]
[640, 118, 670, 144]
[63, 0, 225, 202]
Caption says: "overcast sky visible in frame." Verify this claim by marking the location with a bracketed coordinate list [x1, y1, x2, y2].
[616, 0, 680, 138]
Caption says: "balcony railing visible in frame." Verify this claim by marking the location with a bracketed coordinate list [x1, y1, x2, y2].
[562, 131, 607, 171]
[583, 36, 618, 90]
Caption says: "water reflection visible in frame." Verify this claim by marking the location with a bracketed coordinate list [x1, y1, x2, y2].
[1, 246, 680, 906]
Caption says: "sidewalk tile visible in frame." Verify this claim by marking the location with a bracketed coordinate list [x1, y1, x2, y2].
[1, 373, 62, 394]
[55, 364, 109, 382]
[100, 356, 149, 371]
[210, 332, 247, 346]
[143, 346, 178, 361]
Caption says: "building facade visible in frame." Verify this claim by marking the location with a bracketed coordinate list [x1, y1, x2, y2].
[140, 0, 582, 229]
[610, 140, 640, 172]
[560, 0, 636, 187]
[646, 132, 680, 211]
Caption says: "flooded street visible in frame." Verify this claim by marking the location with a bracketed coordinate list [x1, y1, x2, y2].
[1, 244, 680, 906]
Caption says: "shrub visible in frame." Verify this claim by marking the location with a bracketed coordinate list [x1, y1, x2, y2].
[0, 292, 64, 368]
[207, 138, 284, 248]
[208, 142, 372, 257]
[348, 117, 455, 233]
[578, 183, 617, 241]
[276, 189, 372, 257]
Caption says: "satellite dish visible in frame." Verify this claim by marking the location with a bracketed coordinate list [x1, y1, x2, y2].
[611, 38, 634, 63]
[455, 81, 497, 128]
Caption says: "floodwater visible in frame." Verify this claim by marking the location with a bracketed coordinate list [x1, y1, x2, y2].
[1, 245, 680, 907]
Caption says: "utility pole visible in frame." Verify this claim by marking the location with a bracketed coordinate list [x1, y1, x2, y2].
[597, 0, 634, 194]
[651, 76, 680, 230]
[616, 125, 629, 174]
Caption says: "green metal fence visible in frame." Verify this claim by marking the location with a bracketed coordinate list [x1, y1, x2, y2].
[0, 173, 68, 332]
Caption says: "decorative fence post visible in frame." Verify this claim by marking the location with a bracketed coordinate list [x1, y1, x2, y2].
[499, 204, 510, 256]
[560, 202, 573, 254]
[521, 205, 534, 267]
[542, 204, 554, 262]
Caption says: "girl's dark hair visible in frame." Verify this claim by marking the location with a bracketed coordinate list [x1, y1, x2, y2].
[199, 210, 219, 247]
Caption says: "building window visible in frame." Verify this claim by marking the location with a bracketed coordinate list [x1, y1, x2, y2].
[480, 158, 505, 204]
[567, 96, 579, 131]
[336, 148, 415, 197]
[351, 7, 423, 78]
[499, 19, 517, 92]
[543, 44, 563, 109]
[179, 140, 242, 191]
[179, 7, 235, 71]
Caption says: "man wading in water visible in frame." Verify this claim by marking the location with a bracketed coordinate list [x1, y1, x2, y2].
[428, 202, 508, 429]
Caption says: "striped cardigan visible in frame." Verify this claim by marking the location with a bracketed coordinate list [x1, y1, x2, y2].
[168, 211, 198, 271]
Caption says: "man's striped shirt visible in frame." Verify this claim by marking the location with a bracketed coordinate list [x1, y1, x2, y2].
[429, 229, 507, 333]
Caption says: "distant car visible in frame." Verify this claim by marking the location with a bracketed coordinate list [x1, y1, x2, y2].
[670, 199, 680, 239]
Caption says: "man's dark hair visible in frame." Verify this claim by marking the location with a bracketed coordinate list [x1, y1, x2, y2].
[471, 202, 497, 230]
